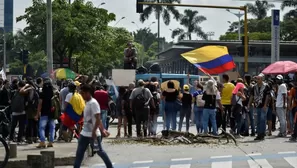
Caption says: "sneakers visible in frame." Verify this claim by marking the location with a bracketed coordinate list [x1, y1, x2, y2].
[47, 142, 54, 148]
[289, 136, 297, 142]
[277, 133, 287, 137]
[36, 142, 46, 148]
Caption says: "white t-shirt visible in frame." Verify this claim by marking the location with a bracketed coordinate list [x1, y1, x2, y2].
[276, 83, 287, 107]
[65, 93, 73, 103]
[80, 98, 101, 137]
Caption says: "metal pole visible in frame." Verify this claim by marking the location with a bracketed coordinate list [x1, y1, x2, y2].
[47, 0, 53, 76]
[141, 36, 144, 66]
[157, 0, 160, 54]
[238, 14, 241, 40]
[3, 28, 6, 74]
[244, 6, 248, 73]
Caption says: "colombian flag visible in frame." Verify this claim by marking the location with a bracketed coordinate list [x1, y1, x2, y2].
[64, 92, 85, 123]
[181, 46, 235, 75]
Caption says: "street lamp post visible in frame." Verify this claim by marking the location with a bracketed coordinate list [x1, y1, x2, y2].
[114, 17, 125, 26]
[132, 21, 155, 66]
[226, 9, 244, 40]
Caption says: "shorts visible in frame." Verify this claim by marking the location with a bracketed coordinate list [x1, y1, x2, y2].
[117, 109, 126, 117]
[60, 113, 83, 129]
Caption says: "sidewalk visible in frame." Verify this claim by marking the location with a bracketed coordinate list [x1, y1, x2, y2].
[2, 141, 78, 168]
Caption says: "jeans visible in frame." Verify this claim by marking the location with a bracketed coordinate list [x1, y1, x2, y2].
[135, 108, 149, 137]
[245, 107, 255, 134]
[256, 108, 267, 135]
[165, 101, 177, 130]
[74, 135, 113, 168]
[203, 108, 217, 135]
[39, 116, 55, 142]
[101, 110, 108, 130]
[9, 114, 26, 142]
[276, 107, 286, 134]
[194, 106, 203, 133]
[148, 113, 158, 135]
[178, 106, 191, 132]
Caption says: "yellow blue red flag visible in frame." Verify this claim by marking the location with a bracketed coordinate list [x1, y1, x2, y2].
[65, 92, 85, 122]
[181, 46, 235, 74]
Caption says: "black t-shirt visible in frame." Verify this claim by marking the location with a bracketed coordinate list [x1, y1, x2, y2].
[182, 93, 192, 108]
[39, 91, 53, 117]
[162, 90, 178, 102]
[202, 91, 216, 109]
[123, 90, 132, 110]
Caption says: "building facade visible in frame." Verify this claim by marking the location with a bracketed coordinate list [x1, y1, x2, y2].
[154, 40, 297, 76]
[0, 0, 13, 32]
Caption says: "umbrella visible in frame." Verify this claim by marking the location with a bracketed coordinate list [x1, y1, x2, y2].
[161, 80, 180, 91]
[262, 61, 297, 75]
[41, 72, 49, 78]
[55, 68, 76, 80]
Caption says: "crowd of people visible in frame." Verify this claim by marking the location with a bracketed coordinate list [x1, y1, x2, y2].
[1, 72, 297, 148]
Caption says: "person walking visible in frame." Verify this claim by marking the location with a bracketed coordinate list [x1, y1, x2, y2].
[73, 84, 113, 168]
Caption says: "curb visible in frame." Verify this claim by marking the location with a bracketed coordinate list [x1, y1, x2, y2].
[5, 156, 76, 168]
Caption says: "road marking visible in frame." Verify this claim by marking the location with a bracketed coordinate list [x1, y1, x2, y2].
[247, 153, 272, 168]
[211, 155, 232, 159]
[90, 163, 115, 167]
[171, 158, 192, 161]
[133, 160, 153, 164]
[170, 164, 191, 168]
[282, 156, 297, 167]
[131, 167, 150, 168]
[211, 155, 232, 168]
[279, 151, 296, 154]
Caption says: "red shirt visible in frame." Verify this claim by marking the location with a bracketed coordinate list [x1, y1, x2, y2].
[94, 90, 109, 110]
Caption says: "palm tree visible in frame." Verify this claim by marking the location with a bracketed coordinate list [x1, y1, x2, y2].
[246, 0, 275, 20]
[171, 9, 207, 41]
[139, 0, 181, 52]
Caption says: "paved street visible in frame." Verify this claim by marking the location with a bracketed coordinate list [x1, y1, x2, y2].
[57, 117, 297, 168]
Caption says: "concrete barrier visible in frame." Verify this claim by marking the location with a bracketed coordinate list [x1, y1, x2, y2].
[9, 143, 17, 158]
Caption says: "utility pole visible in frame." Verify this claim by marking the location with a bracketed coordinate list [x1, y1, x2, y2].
[3, 28, 6, 74]
[47, 0, 53, 76]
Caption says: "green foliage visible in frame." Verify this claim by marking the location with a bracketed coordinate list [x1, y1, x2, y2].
[219, 32, 271, 41]
[133, 28, 157, 51]
[246, 0, 275, 20]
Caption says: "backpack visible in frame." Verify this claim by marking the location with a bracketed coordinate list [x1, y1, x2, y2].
[26, 88, 39, 110]
[152, 92, 159, 109]
[51, 94, 61, 119]
[108, 100, 117, 118]
[133, 89, 148, 110]
[196, 94, 205, 107]
[11, 91, 25, 113]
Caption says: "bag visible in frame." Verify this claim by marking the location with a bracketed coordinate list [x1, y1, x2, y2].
[196, 94, 205, 107]
[231, 94, 242, 115]
[51, 95, 61, 119]
[133, 89, 148, 110]
[108, 100, 117, 118]
[11, 91, 25, 113]
[26, 88, 39, 110]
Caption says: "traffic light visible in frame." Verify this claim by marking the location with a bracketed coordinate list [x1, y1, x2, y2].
[241, 36, 249, 46]
[136, 0, 144, 13]
[19, 50, 29, 64]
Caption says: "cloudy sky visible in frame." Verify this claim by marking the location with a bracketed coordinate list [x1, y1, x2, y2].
[15, 0, 291, 41]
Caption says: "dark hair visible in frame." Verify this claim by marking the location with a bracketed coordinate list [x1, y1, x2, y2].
[3, 80, 8, 85]
[167, 80, 175, 89]
[150, 77, 158, 82]
[36, 77, 43, 85]
[18, 80, 26, 88]
[148, 84, 157, 93]
[80, 84, 94, 94]
[222, 74, 229, 82]
[118, 86, 126, 96]
[244, 74, 251, 85]
[103, 84, 108, 91]
[42, 82, 53, 100]
[68, 82, 76, 93]
[197, 83, 203, 90]
[12, 79, 18, 85]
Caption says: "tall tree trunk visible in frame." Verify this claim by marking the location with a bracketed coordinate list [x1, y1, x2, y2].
[188, 33, 192, 40]
[157, 0, 160, 56]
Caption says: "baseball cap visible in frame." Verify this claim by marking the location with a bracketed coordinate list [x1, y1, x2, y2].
[183, 84, 189, 91]
[276, 75, 283, 80]
[74, 81, 81, 87]
[137, 79, 145, 86]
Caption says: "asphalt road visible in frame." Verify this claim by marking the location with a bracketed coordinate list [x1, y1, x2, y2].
[61, 119, 297, 168]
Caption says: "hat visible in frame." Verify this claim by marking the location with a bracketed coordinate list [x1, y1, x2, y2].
[74, 81, 81, 87]
[183, 84, 189, 90]
[276, 75, 283, 80]
[258, 73, 265, 78]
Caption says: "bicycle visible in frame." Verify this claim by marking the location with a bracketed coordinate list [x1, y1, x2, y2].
[0, 106, 11, 168]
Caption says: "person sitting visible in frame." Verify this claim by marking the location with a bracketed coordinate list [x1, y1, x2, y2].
[124, 42, 137, 69]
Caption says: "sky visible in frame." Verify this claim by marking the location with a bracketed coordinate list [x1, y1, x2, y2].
[14, 0, 292, 42]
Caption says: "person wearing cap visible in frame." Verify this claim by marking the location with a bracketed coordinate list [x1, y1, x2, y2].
[178, 84, 193, 132]
[248, 73, 270, 140]
[275, 74, 287, 137]
[129, 79, 154, 137]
